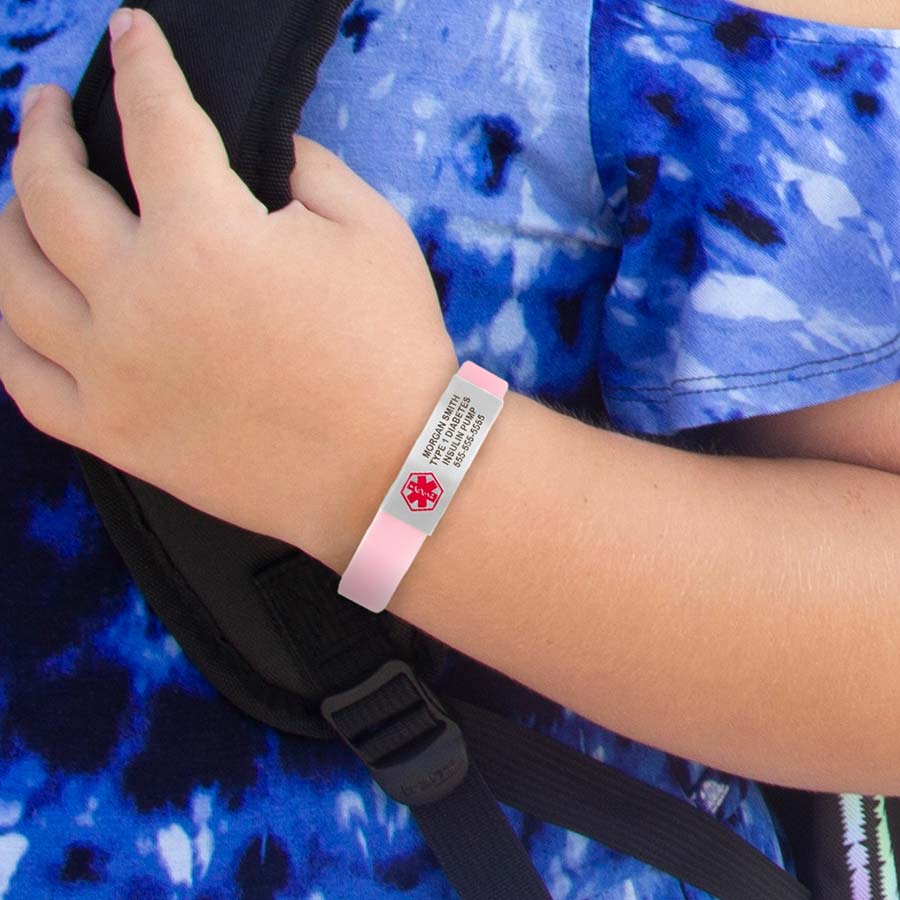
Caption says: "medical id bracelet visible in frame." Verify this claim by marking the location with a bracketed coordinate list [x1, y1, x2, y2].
[338, 361, 508, 613]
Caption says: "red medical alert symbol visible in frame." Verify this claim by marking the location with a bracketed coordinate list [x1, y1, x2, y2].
[402, 472, 444, 512]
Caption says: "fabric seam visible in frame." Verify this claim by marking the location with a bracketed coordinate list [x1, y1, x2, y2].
[607, 335, 900, 400]
[632, 327, 900, 387]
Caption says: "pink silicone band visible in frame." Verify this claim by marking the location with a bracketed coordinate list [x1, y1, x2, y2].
[337, 510, 427, 613]
[338, 362, 507, 613]
[458, 360, 507, 399]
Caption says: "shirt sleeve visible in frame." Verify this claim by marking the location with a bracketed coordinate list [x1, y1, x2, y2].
[590, 0, 900, 436]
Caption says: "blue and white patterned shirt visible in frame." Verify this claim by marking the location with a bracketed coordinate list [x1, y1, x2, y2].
[4, 0, 900, 896]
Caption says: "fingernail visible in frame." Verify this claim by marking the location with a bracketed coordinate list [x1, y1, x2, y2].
[21, 84, 43, 118]
[108, 8, 134, 43]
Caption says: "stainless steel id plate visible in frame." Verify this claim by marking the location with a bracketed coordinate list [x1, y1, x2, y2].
[381, 373, 504, 535]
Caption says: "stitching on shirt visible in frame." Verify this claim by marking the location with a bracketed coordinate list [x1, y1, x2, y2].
[626, 327, 900, 389]
[641, 0, 900, 51]
[606, 335, 900, 401]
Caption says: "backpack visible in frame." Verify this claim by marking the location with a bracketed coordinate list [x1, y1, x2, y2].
[65, 1, 886, 897]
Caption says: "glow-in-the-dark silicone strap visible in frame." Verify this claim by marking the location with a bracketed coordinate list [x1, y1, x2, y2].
[338, 361, 508, 613]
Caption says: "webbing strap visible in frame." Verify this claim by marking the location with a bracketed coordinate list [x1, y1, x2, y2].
[412, 767, 552, 900]
[448, 697, 811, 900]
[319, 660, 551, 899]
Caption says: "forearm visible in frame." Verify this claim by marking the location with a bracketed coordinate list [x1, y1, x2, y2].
[741, 0, 899, 28]
[316, 389, 900, 797]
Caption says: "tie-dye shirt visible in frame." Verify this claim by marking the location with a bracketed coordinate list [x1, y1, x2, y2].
[3, 0, 900, 896]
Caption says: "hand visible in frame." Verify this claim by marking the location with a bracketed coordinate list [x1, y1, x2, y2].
[0, 7, 457, 565]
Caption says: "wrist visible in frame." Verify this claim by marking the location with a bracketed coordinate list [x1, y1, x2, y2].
[308, 354, 461, 574]
[384, 388, 551, 627]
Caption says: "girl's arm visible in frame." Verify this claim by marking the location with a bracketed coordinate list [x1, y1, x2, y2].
[310, 381, 900, 798]
[742, 0, 899, 28]
[692, 382, 900, 477]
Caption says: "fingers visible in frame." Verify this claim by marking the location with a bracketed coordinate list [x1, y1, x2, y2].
[0, 197, 92, 372]
[0, 317, 83, 445]
[108, 8, 249, 216]
[11, 83, 137, 292]
[285, 135, 398, 225]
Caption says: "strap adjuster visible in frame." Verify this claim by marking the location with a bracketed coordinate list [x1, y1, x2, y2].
[321, 660, 469, 806]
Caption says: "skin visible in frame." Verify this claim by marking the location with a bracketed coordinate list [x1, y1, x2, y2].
[4, 6, 900, 795]
[741, 0, 900, 28]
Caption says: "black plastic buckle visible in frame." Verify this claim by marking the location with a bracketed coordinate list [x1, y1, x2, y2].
[321, 660, 469, 806]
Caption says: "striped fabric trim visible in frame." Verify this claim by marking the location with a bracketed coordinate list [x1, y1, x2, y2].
[840, 794, 900, 900]
[841, 794, 871, 900]
[871, 796, 900, 900]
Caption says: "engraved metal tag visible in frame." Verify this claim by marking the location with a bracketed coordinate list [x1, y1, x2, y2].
[381, 373, 504, 535]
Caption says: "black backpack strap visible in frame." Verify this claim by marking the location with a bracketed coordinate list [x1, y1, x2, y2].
[413, 767, 553, 900]
[450, 698, 812, 900]
[259, 556, 809, 900]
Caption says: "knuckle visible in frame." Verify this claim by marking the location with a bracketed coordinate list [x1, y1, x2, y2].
[0, 289, 23, 335]
[0, 362, 19, 403]
[358, 189, 410, 238]
[382, 201, 413, 235]
[127, 87, 172, 125]
[15, 163, 64, 210]
[11, 123, 49, 185]
[40, 83, 70, 105]
[23, 406, 56, 439]
[179, 223, 225, 264]
[165, 211, 236, 270]
[9, 140, 31, 189]
[91, 329, 144, 385]
[81, 367, 136, 447]
[9, 386, 54, 437]
[85, 387, 150, 467]
[90, 402, 131, 452]
[0, 219, 12, 270]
